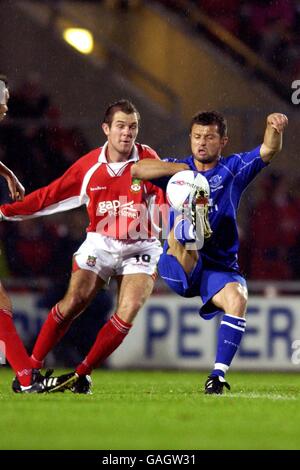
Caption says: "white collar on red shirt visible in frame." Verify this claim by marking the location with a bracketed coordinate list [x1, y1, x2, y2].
[98, 142, 139, 164]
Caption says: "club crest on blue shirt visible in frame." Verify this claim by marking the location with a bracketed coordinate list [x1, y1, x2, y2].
[209, 175, 222, 189]
[86, 255, 97, 267]
[130, 178, 142, 193]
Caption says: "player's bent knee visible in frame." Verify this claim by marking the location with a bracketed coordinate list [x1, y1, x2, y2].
[63, 292, 91, 317]
[125, 299, 144, 314]
[0, 302, 12, 312]
[0, 299, 12, 311]
[0, 285, 12, 311]
[221, 283, 248, 317]
[117, 300, 144, 322]
[229, 291, 248, 317]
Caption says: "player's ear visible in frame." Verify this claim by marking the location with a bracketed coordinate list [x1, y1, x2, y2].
[102, 122, 110, 136]
[221, 136, 228, 148]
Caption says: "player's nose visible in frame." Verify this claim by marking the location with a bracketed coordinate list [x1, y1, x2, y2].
[123, 127, 132, 136]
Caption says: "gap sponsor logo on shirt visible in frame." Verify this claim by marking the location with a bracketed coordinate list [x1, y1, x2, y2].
[97, 199, 138, 219]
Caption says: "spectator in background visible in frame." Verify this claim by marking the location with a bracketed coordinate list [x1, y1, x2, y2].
[5, 219, 59, 278]
[198, 0, 241, 35]
[8, 73, 50, 119]
[248, 173, 300, 280]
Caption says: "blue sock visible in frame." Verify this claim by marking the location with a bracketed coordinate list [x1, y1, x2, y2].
[174, 218, 195, 246]
[211, 314, 246, 377]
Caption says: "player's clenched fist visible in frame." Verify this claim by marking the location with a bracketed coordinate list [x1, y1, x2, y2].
[267, 113, 288, 133]
[6, 173, 25, 201]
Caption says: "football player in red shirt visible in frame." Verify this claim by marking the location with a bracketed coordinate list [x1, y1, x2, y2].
[0, 99, 175, 393]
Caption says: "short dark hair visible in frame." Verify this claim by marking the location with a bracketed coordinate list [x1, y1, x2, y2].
[0, 74, 8, 85]
[190, 111, 227, 137]
[103, 99, 140, 127]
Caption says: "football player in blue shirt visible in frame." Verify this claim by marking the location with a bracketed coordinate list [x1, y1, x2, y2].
[131, 110, 288, 394]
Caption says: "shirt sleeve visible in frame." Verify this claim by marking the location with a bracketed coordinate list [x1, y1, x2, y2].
[142, 145, 161, 160]
[0, 160, 84, 221]
[150, 157, 181, 190]
[234, 145, 268, 189]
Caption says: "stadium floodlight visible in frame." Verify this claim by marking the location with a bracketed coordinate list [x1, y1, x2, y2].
[63, 28, 94, 54]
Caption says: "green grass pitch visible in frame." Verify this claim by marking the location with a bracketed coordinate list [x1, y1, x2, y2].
[0, 369, 300, 450]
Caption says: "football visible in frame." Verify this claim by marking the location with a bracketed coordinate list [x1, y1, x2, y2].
[166, 170, 210, 211]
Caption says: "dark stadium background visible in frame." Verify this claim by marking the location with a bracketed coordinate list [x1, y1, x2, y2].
[0, 0, 300, 451]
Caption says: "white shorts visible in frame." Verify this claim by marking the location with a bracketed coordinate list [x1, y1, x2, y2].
[73, 232, 163, 282]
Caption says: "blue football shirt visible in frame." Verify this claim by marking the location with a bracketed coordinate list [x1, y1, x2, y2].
[154, 145, 267, 271]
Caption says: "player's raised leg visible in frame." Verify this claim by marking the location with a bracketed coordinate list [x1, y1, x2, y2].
[204, 282, 248, 395]
[158, 220, 203, 298]
[158, 171, 212, 295]
[168, 218, 199, 273]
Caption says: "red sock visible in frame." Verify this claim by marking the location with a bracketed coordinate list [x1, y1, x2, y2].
[0, 308, 32, 386]
[76, 313, 132, 375]
[30, 304, 73, 368]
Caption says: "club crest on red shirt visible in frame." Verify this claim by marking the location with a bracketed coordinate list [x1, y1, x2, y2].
[130, 178, 141, 193]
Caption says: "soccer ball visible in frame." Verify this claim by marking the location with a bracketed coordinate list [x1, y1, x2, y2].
[166, 170, 210, 211]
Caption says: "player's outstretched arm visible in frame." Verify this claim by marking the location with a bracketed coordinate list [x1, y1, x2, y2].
[0, 158, 85, 222]
[131, 159, 189, 180]
[0, 161, 25, 201]
[260, 113, 288, 163]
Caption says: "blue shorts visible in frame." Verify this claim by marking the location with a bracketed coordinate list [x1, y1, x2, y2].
[158, 251, 247, 320]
